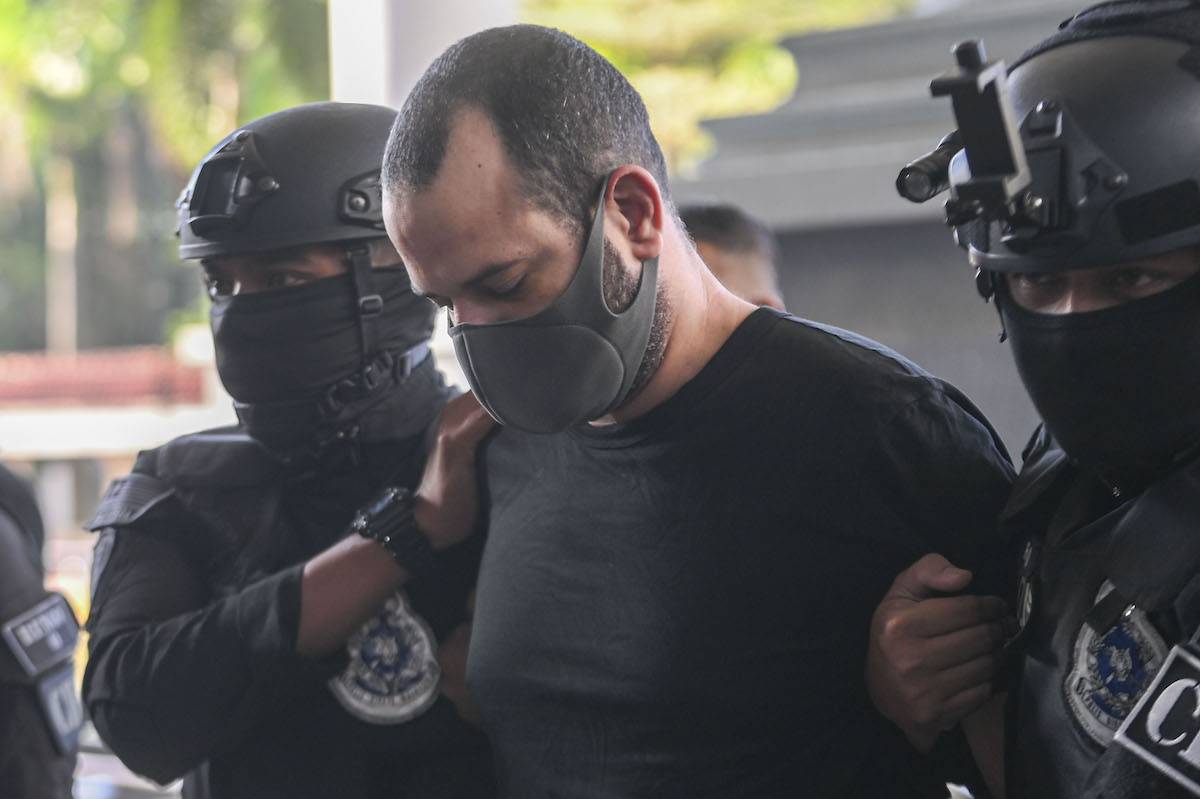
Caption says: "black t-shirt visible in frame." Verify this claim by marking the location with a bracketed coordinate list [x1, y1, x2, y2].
[471, 308, 1014, 798]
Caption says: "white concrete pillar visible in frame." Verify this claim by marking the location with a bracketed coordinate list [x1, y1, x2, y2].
[328, 0, 514, 389]
[329, 0, 516, 109]
[36, 460, 75, 540]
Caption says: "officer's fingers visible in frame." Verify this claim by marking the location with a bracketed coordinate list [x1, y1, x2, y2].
[936, 681, 995, 731]
[435, 393, 496, 449]
[904, 594, 1008, 638]
[919, 619, 1008, 670]
[928, 653, 999, 705]
[887, 553, 972, 602]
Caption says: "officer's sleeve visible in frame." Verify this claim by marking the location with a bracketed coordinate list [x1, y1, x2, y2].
[83, 525, 324, 784]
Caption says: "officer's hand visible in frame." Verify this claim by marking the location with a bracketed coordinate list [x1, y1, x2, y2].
[866, 553, 1010, 752]
[414, 392, 496, 550]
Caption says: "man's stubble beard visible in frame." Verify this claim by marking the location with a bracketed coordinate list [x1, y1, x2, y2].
[603, 238, 672, 401]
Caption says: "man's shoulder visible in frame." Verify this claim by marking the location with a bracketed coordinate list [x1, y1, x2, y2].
[744, 311, 1008, 470]
[747, 310, 949, 410]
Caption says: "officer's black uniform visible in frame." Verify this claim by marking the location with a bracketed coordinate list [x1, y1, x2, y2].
[1002, 428, 1200, 798]
[83, 361, 493, 798]
[897, 2, 1200, 795]
[0, 464, 79, 799]
[82, 102, 496, 799]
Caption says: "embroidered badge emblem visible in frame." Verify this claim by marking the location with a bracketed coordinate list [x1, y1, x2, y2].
[328, 591, 440, 724]
[1065, 581, 1169, 746]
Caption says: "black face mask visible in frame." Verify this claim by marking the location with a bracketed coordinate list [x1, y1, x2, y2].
[1000, 271, 1200, 489]
[210, 268, 437, 452]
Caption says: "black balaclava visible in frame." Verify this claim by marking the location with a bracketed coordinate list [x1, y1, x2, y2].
[211, 266, 443, 458]
[999, 271, 1200, 490]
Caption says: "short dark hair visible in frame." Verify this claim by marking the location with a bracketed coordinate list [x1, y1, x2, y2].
[382, 25, 672, 233]
[679, 203, 779, 266]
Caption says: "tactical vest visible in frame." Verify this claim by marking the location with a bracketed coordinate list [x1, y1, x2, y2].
[1005, 429, 1200, 798]
[84, 426, 481, 798]
[86, 426, 295, 595]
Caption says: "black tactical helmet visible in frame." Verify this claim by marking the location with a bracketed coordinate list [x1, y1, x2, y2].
[177, 101, 397, 259]
[949, 1, 1200, 275]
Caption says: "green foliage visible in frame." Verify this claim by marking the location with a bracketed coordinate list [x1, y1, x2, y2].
[523, 0, 912, 172]
[0, 0, 330, 351]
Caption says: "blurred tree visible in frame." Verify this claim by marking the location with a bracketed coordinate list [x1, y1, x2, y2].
[0, 0, 911, 352]
[524, 0, 913, 173]
[0, 0, 329, 352]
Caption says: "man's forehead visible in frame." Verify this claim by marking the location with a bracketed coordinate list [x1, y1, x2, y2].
[387, 111, 542, 289]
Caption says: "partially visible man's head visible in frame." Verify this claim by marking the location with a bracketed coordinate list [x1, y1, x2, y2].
[679, 203, 784, 311]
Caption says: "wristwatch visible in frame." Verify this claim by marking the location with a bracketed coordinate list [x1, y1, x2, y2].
[348, 486, 436, 581]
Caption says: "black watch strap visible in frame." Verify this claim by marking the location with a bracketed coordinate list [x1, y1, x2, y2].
[348, 486, 436, 581]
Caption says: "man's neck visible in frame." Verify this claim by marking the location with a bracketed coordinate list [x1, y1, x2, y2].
[597, 241, 756, 426]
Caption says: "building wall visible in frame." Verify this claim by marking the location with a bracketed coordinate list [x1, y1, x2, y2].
[776, 219, 1039, 457]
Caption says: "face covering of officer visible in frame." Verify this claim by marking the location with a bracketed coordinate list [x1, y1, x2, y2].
[176, 102, 449, 460]
[209, 260, 439, 455]
[997, 256, 1200, 491]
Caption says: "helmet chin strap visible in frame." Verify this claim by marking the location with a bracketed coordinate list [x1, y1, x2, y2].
[348, 243, 383, 367]
[236, 246, 426, 468]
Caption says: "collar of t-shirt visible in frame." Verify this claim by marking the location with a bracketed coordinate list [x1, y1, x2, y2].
[568, 306, 782, 449]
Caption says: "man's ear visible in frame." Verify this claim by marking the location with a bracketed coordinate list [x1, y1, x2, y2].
[606, 166, 664, 262]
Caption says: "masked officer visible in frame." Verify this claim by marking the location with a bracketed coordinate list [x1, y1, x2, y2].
[0, 463, 79, 798]
[82, 102, 496, 798]
[867, 2, 1200, 797]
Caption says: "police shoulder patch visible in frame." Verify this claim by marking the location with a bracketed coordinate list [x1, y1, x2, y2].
[328, 591, 440, 725]
[1115, 645, 1200, 796]
[2, 593, 78, 679]
[1065, 581, 1169, 746]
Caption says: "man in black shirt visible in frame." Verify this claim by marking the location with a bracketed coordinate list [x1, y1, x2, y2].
[381, 25, 1012, 797]
[0, 463, 78, 798]
[83, 102, 496, 798]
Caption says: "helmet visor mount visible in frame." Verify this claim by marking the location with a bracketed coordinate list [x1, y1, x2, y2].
[899, 34, 1200, 287]
[179, 130, 279, 238]
[959, 97, 1129, 275]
